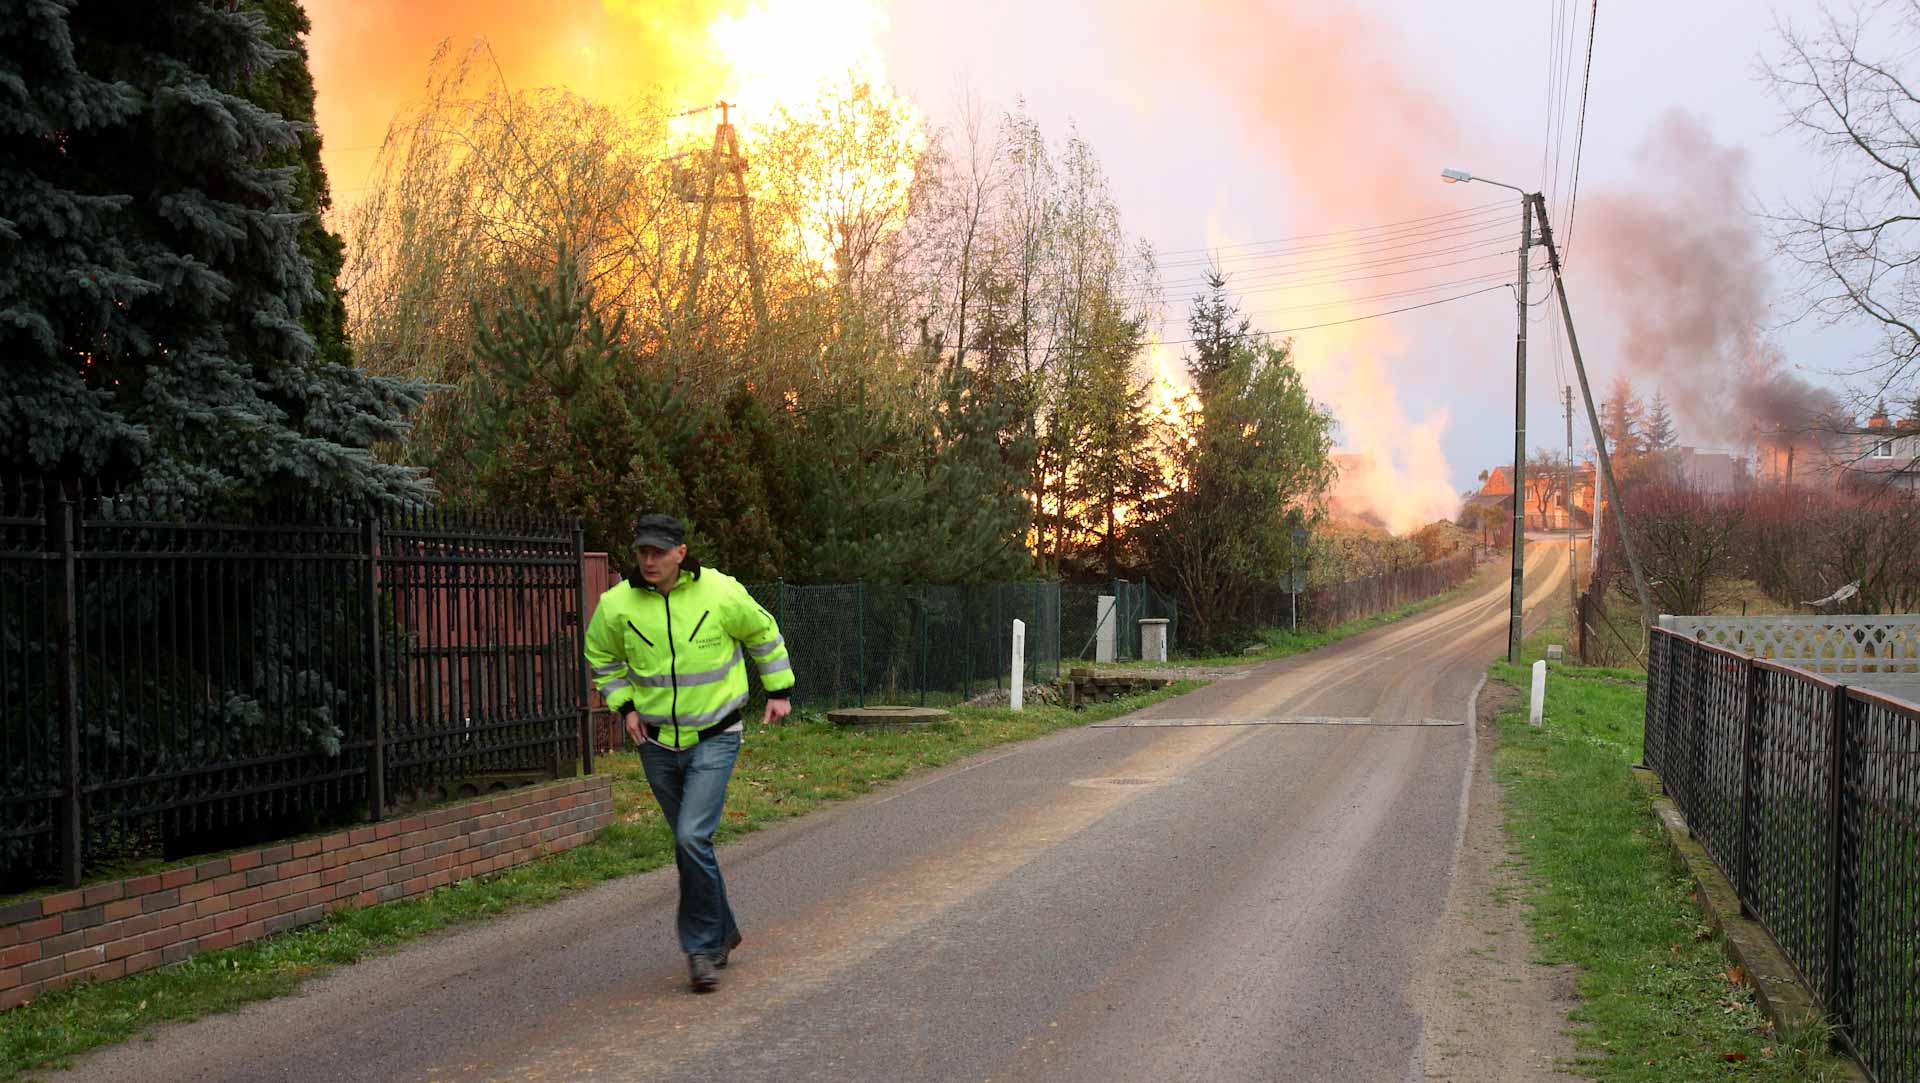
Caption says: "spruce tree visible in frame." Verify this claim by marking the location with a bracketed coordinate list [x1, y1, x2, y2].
[1185, 271, 1253, 400]
[0, 0, 425, 505]
[1645, 391, 1678, 451]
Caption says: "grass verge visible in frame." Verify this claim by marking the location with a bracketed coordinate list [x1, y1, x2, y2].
[0, 682, 1197, 1081]
[1490, 637, 1852, 1081]
[1110, 559, 1504, 669]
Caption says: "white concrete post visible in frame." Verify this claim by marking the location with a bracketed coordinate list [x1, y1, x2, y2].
[1529, 659, 1547, 727]
[1095, 596, 1116, 663]
[1010, 619, 1026, 712]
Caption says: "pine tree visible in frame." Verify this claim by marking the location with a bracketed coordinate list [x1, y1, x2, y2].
[1143, 309, 1334, 646]
[0, 1, 426, 505]
[1185, 271, 1253, 400]
[1601, 374, 1648, 459]
[1645, 391, 1678, 451]
[1058, 290, 1158, 576]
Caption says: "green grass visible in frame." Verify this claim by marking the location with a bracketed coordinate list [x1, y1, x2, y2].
[1108, 560, 1504, 669]
[0, 684, 1197, 1081]
[1490, 638, 1854, 1081]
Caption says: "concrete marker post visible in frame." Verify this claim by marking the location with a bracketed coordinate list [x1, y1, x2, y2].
[1011, 620, 1026, 712]
[1529, 659, 1547, 727]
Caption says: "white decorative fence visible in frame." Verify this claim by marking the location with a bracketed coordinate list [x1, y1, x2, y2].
[1658, 615, 1920, 675]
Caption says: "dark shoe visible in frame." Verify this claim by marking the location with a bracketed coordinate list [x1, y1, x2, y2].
[715, 930, 744, 969]
[688, 953, 719, 993]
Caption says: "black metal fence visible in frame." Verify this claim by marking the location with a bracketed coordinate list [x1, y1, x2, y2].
[1647, 628, 1918, 1083]
[744, 581, 1062, 708]
[2, 483, 587, 889]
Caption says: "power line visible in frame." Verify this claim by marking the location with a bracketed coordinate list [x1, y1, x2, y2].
[1541, 0, 1563, 195]
[1222, 268, 1521, 311]
[899, 225, 1519, 296]
[1151, 208, 1517, 271]
[1564, 0, 1598, 263]
[1150, 284, 1513, 344]
[1157, 236, 1518, 291]
[1149, 198, 1513, 259]
[1177, 249, 1520, 298]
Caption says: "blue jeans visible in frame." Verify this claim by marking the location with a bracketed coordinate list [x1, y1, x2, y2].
[638, 730, 742, 957]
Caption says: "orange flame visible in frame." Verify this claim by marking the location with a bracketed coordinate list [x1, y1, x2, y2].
[308, 0, 923, 275]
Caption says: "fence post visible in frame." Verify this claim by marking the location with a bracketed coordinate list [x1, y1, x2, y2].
[1737, 656, 1760, 916]
[1053, 584, 1063, 682]
[962, 591, 973, 702]
[50, 486, 83, 887]
[855, 582, 865, 708]
[918, 586, 929, 708]
[574, 521, 593, 776]
[1824, 683, 1851, 1026]
[363, 516, 386, 822]
[1685, 638, 1705, 831]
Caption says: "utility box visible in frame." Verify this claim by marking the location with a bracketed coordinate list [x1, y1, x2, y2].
[1096, 595, 1117, 663]
[1140, 618, 1170, 663]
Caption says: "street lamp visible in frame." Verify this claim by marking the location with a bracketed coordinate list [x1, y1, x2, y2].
[1441, 167, 1535, 664]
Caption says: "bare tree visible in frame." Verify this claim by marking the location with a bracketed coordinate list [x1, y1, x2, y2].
[1765, 2, 1920, 404]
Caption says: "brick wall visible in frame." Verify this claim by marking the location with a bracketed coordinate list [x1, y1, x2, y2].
[0, 774, 613, 1011]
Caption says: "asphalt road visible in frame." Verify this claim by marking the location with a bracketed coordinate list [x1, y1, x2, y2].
[66, 544, 1570, 1083]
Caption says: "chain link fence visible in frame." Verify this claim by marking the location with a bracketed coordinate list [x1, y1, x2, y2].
[745, 582, 1061, 708]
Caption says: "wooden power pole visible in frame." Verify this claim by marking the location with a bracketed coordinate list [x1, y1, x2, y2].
[1532, 194, 1656, 632]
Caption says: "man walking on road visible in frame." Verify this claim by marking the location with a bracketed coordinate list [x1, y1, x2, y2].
[583, 514, 795, 992]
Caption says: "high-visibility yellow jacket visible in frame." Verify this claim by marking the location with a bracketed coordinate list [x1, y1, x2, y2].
[583, 563, 793, 748]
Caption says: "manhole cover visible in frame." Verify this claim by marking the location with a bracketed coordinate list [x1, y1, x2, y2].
[827, 706, 952, 727]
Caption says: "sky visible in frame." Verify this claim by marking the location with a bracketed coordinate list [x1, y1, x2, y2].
[306, 0, 1884, 525]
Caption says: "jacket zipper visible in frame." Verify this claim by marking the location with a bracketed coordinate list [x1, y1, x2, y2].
[663, 588, 679, 747]
[688, 611, 709, 642]
[625, 620, 654, 648]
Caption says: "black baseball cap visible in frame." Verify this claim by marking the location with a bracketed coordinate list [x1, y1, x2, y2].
[633, 514, 686, 551]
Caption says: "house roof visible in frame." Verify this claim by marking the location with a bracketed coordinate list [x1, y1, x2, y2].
[1479, 466, 1513, 496]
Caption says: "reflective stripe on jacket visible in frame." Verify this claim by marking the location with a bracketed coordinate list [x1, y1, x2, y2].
[583, 565, 794, 749]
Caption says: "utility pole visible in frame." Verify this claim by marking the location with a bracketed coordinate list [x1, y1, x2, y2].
[1566, 385, 1576, 617]
[1506, 198, 1532, 664]
[1532, 194, 1656, 631]
[671, 101, 769, 353]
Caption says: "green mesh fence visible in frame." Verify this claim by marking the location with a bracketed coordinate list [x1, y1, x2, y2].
[743, 582, 1063, 709]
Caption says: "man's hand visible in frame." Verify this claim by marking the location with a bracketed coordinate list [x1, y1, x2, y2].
[622, 709, 643, 747]
[762, 698, 792, 725]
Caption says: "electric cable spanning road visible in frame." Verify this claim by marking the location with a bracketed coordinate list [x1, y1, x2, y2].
[67, 543, 1572, 1083]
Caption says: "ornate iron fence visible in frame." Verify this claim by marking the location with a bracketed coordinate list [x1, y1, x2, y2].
[1, 483, 588, 890]
[1648, 627, 1919, 1083]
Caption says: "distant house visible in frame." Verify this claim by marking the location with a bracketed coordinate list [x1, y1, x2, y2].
[1847, 403, 1920, 495]
[1461, 463, 1594, 533]
[1756, 402, 1920, 494]
[1672, 447, 1740, 493]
